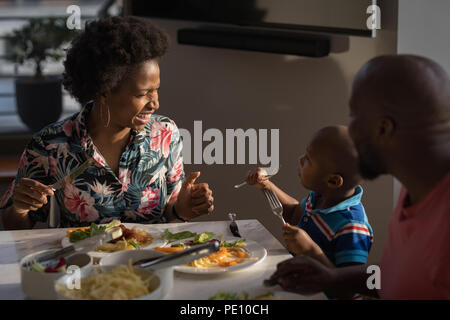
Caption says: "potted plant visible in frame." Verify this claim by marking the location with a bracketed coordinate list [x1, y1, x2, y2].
[5, 17, 77, 132]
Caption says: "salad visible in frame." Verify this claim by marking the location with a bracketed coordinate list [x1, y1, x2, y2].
[66, 220, 153, 252]
[67, 220, 121, 243]
[209, 290, 274, 300]
[29, 257, 67, 273]
[157, 231, 246, 253]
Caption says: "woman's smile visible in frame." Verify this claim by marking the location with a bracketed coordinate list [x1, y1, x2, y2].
[135, 111, 153, 125]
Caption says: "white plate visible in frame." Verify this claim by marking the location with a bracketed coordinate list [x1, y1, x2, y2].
[171, 238, 267, 274]
[61, 223, 167, 258]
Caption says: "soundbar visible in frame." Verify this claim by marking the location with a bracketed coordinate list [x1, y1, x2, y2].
[178, 27, 330, 57]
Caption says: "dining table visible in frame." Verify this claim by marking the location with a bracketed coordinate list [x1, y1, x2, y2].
[0, 219, 327, 300]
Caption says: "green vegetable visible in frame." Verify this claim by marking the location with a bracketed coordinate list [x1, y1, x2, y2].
[221, 239, 246, 247]
[253, 292, 274, 300]
[208, 290, 273, 300]
[69, 228, 91, 243]
[208, 290, 249, 300]
[56, 265, 67, 273]
[105, 219, 121, 229]
[163, 229, 197, 242]
[30, 262, 46, 273]
[69, 220, 120, 243]
[171, 243, 186, 248]
[193, 232, 215, 244]
[89, 222, 106, 237]
[128, 241, 141, 249]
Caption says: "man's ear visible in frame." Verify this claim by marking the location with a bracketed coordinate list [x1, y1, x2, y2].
[327, 174, 344, 189]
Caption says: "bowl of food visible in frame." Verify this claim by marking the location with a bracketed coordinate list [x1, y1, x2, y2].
[54, 263, 162, 300]
[98, 249, 173, 299]
[20, 249, 92, 300]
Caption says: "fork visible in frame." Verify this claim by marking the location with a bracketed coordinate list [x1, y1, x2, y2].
[263, 189, 286, 225]
[50, 158, 93, 191]
[48, 158, 93, 228]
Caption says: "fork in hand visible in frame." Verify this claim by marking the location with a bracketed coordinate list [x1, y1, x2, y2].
[263, 189, 286, 225]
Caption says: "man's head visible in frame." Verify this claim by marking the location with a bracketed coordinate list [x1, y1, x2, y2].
[349, 55, 450, 180]
[298, 125, 361, 193]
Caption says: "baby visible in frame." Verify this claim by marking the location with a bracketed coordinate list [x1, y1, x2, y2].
[246, 125, 373, 270]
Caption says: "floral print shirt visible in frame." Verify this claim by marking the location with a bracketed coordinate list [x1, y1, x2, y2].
[0, 102, 185, 227]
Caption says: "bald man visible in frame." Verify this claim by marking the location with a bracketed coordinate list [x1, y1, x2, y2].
[266, 55, 450, 299]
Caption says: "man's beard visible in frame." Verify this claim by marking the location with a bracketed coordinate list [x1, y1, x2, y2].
[356, 143, 387, 180]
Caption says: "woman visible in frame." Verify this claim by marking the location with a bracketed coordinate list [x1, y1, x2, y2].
[0, 16, 214, 229]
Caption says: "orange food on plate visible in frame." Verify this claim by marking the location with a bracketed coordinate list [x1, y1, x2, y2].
[154, 246, 186, 253]
[154, 243, 253, 268]
[188, 246, 251, 268]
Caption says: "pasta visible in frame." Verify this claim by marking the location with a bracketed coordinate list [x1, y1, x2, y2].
[97, 239, 135, 252]
[56, 261, 157, 300]
[187, 247, 255, 268]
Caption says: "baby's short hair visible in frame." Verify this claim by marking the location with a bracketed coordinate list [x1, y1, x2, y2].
[310, 125, 361, 188]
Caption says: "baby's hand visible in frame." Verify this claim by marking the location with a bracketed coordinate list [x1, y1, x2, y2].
[245, 167, 271, 190]
[282, 223, 321, 257]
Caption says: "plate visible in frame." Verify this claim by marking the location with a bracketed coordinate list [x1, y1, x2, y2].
[170, 237, 267, 274]
[61, 223, 167, 258]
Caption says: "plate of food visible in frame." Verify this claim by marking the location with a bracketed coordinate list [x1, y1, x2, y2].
[155, 231, 267, 274]
[61, 220, 167, 257]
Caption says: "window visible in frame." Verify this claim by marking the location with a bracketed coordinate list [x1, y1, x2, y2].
[0, 0, 121, 134]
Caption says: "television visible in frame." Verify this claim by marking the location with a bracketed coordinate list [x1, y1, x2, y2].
[127, 0, 377, 37]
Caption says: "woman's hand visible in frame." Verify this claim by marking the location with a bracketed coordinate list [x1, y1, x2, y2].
[245, 167, 271, 190]
[12, 178, 54, 215]
[174, 172, 214, 220]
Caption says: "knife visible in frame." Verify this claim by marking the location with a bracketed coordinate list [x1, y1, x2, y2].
[228, 213, 241, 237]
[48, 158, 93, 228]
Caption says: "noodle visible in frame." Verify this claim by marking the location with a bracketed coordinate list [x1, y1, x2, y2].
[97, 240, 133, 252]
[57, 260, 157, 300]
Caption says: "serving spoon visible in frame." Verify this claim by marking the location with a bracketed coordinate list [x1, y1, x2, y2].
[133, 241, 220, 270]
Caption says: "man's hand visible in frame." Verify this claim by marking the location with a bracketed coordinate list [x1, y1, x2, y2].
[174, 172, 214, 220]
[265, 255, 337, 295]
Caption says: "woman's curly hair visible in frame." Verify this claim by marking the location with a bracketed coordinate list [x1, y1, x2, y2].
[63, 16, 169, 105]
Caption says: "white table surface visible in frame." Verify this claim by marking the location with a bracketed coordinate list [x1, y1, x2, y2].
[0, 219, 327, 300]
